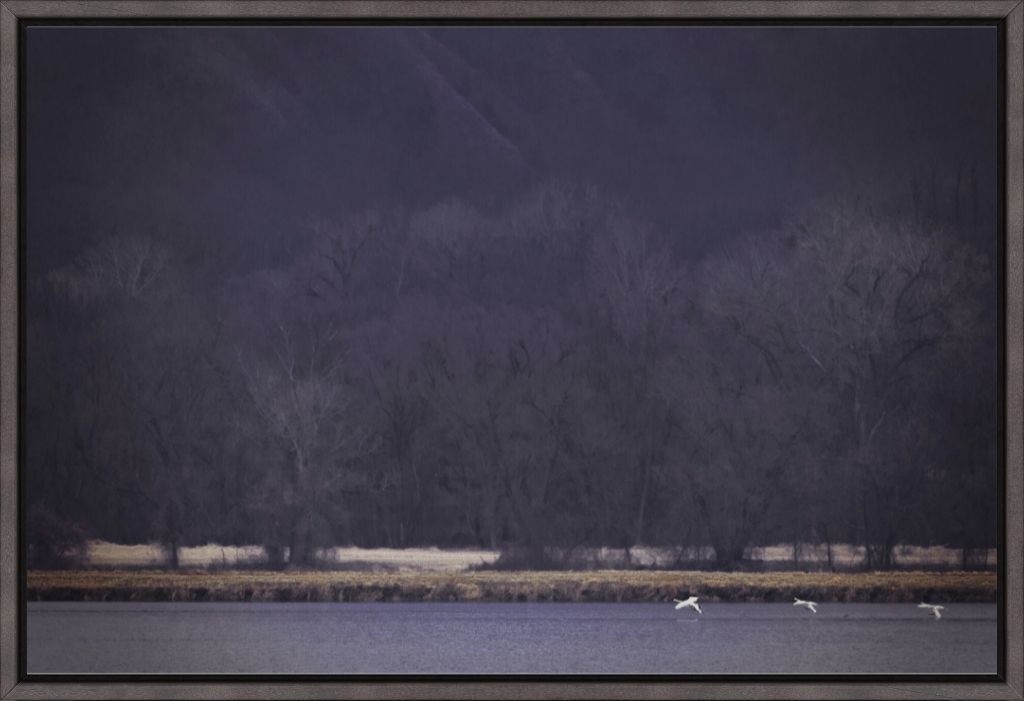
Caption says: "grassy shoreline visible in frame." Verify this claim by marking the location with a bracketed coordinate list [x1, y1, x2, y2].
[27, 569, 996, 604]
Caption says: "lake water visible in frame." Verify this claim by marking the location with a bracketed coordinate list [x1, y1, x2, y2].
[27, 602, 997, 675]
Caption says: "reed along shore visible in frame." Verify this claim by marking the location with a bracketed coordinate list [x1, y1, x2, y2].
[27, 569, 996, 604]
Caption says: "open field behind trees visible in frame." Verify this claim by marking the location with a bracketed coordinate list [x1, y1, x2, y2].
[27, 186, 999, 574]
[83, 541, 499, 571]
[27, 569, 996, 604]
[77, 540, 996, 571]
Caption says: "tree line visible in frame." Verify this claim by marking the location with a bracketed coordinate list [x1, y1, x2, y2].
[25, 182, 998, 569]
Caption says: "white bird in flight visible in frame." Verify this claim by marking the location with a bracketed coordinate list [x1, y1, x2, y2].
[673, 596, 703, 614]
[918, 602, 944, 619]
[793, 598, 818, 613]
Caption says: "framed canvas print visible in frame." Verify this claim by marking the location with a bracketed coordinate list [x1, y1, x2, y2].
[0, 1, 1021, 699]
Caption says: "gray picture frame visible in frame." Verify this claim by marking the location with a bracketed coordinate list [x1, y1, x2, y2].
[1, 1, 1021, 698]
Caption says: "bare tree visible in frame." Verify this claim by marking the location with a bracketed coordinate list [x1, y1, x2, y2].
[238, 318, 369, 567]
[44, 237, 230, 567]
[301, 210, 397, 304]
[48, 236, 170, 305]
[585, 221, 681, 551]
[784, 203, 991, 567]
[354, 303, 437, 546]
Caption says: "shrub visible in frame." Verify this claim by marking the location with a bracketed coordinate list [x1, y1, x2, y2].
[482, 545, 562, 571]
[27, 503, 89, 569]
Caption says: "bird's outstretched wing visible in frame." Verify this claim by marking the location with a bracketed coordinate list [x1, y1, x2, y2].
[693, 603, 703, 614]
[808, 603, 817, 613]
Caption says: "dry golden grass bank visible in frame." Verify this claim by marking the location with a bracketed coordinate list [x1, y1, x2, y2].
[27, 569, 996, 603]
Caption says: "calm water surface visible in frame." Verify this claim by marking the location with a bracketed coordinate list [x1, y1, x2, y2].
[27, 602, 996, 675]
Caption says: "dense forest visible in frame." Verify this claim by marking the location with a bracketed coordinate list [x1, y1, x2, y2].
[25, 178, 997, 570]
[23, 27, 999, 571]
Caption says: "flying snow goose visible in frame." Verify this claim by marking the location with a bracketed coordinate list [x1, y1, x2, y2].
[673, 596, 703, 614]
[793, 597, 818, 613]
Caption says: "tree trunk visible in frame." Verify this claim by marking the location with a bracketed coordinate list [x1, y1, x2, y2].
[288, 514, 312, 569]
[633, 462, 650, 548]
[163, 500, 182, 570]
[289, 454, 314, 568]
[165, 538, 180, 570]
